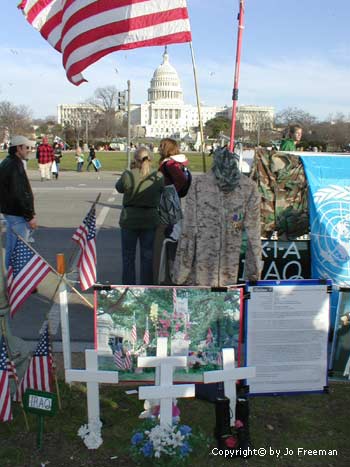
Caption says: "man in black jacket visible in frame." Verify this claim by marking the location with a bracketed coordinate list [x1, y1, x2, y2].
[0, 135, 37, 268]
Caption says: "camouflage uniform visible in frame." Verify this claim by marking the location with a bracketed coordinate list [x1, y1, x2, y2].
[171, 171, 261, 286]
[250, 149, 308, 239]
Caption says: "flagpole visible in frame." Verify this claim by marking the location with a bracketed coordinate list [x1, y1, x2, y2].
[0, 318, 30, 431]
[229, 0, 245, 152]
[13, 233, 94, 309]
[189, 42, 206, 173]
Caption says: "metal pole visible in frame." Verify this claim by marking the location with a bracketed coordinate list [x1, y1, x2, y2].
[127, 80, 131, 169]
[189, 42, 206, 172]
[85, 119, 88, 146]
[230, 0, 245, 152]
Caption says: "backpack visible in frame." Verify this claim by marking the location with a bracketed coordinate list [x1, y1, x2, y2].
[163, 161, 192, 198]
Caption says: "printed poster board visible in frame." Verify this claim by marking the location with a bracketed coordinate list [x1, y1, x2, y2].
[245, 280, 330, 395]
[330, 289, 350, 380]
[94, 286, 243, 382]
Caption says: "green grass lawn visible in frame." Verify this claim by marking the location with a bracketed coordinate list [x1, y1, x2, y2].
[0, 380, 349, 467]
[0, 151, 212, 173]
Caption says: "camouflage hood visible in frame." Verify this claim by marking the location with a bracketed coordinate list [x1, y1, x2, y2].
[211, 147, 240, 192]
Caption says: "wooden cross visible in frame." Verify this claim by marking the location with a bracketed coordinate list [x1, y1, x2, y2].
[65, 349, 119, 442]
[203, 348, 256, 426]
[138, 337, 195, 427]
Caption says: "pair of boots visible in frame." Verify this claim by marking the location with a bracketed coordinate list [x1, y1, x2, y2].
[214, 395, 252, 456]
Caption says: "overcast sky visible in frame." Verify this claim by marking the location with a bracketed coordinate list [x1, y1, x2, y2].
[1, 0, 349, 120]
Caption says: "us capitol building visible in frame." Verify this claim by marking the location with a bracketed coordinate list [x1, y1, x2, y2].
[58, 48, 274, 139]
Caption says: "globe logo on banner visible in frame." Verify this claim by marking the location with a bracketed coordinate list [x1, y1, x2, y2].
[311, 185, 350, 286]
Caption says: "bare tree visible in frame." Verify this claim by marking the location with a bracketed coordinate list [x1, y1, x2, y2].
[275, 107, 318, 127]
[0, 100, 33, 138]
[88, 86, 120, 141]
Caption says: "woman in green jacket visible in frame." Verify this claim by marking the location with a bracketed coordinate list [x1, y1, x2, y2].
[116, 147, 164, 285]
[280, 124, 303, 151]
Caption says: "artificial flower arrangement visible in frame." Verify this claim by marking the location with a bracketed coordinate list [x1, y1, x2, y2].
[130, 420, 208, 466]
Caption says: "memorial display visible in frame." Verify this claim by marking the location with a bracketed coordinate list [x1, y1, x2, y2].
[95, 286, 242, 382]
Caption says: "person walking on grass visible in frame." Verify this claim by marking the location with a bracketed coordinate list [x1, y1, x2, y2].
[75, 146, 85, 172]
[36, 136, 55, 181]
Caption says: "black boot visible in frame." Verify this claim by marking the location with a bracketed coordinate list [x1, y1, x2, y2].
[214, 397, 239, 452]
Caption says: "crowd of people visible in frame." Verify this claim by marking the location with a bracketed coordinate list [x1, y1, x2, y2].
[1, 124, 307, 286]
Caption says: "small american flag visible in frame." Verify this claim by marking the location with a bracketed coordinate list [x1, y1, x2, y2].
[206, 327, 214, 345]
[217, 351, 223, 367]
[113, 349, 132, 370]
[18, 0, 192, 85]
[0, 336, 13, 422]
[15, 324, 52, 402]
[172, 288, 177, 314]
[113, 350, 125, 370]
[123, 349, 132, 370]
[131, 318, 137, 344]
[72, 207, 97, 291]
[143, 317, 150, 345]
[7, 238, 51, 317]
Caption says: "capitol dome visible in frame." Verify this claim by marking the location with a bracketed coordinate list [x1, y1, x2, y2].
[148, 47, 184, 103]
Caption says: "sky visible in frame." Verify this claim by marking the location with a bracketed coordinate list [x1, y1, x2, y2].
[1, 0, 350, 120]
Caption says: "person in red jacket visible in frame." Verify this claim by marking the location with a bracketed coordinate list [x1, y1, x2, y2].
[158, 138, 189, 192]
[153, 138, 189, 284]
[36, 136, 55, 181]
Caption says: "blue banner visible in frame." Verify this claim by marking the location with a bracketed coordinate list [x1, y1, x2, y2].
[301, 156, 350, 286]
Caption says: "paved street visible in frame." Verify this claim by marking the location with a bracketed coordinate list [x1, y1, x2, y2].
[2, 170, 128, 348]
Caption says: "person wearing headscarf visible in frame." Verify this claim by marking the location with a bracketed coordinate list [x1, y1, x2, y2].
[171, 147, 261, 286]
[116, 147, 164, 285]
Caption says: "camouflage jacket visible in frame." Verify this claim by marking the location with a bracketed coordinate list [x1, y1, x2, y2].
[172, 171, 261, 287]
[250, 149, 308, 239]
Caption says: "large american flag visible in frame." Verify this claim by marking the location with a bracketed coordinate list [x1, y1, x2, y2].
[72, 207, 97, 291]
[7, 238, 51, 318]
[18, 0, 192, 85]
[131, 320, 137, 344]
[15, 324, 53, 402]
[0, 336, 13, 422]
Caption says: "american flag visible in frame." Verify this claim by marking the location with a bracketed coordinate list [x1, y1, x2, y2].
[15, 324, 53, 402]
[172, 287, 177, 314]
[206, 327, 214, 345]
[123, 349, 132, 370]
[131, 317, 137, 344]
[72, 207, 97, 291]
[143, 317, 150, 345]
[18, 0, 192, 85]
[113, 349, 125, 370]
[0, 336, 13, 422]
[113, 349, 132, 370]
[7, 238, 51, 317]
[217, 350, 223, 367]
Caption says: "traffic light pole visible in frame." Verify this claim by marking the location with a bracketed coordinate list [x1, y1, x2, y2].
[127, 80, 131, 169]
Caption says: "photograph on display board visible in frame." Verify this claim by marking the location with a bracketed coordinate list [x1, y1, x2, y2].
[331, 291, 350, 380]
[95, 286, 242, 382]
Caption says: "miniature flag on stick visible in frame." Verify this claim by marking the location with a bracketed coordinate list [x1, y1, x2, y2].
[206, 327, 214, 345]
[7, 237, 51, 317]
[15, 324, 53, 402]
[131, 315, 137, 344]
[143, 317, 150, 345]
[72, 207, 97, 291]
[18, 0, 192, 85]
[0, 336, 14, 422]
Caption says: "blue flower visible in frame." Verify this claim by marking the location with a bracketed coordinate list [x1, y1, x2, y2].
[180, 441, 191, 456]
[141, 441, 153, 457]
[131, 432, 144, 445]
[179, 425, 192, 436]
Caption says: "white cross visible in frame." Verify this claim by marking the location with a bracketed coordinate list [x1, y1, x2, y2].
[65, 349, 119, 446]
[203, 348, 256, 426]
[138, 337, 195, 427]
